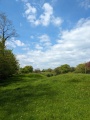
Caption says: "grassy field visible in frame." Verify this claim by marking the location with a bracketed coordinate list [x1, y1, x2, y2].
[0, 73, 90, 120]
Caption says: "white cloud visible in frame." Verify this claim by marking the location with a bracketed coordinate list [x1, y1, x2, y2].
[38, 34, 52, 48]
[6, 38, 25, 48]
[35, 44, 43, 50]
[13, 40, 25, 46]
[6, 41, 16, 48]
[23, 2, 62, 26]
[25, 3, 36, 14]
[17, 18, 90, 69]
[52, 16, 63, 26]
[24, 2, 37, 23]
[38, 34, 50, 42]
[39, 3, 53, 26]
[80, 0, 90, 9]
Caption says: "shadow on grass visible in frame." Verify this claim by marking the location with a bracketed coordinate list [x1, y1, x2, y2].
[0, 75, 24, 87]
[0, 74, 46, 87]
[0, 74, 58, 119]
[0, 82, 58, 111]
[69, 79, 81, 83]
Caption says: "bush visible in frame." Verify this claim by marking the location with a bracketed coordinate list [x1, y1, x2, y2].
[54, 67, 61, 75]
[75, 63, 85, 73]
[0, 49, 19, 79]
[60, 64, 71, 73]
[20, 66, 33, 73]
[46, 73, 53, 77]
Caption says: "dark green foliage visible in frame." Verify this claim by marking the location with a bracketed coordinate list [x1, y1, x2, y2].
[0, 49, 19, 79]
[70, 67, 75, 72]
[85, 61, 90, 73]
[46, 73, 53, 77]
[42, 69, 46, 72]
[42, 68, 53, 72]
[75, 63, 85, 73]
[20, 66, 33, 73]
[60, 64, 71, 73]
[34, 68, 41, 73]
[75, 62, 90, 74]
[54, 67, 61, 75]
[54, 64, 71, 75]
[46, 68, 53, 72]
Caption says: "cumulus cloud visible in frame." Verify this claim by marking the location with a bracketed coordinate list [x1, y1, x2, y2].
[38, 34, 52, 48]
[24, 2, 37, 23]
[39, 3, 53, 26]
[52, 16, 63, 26]
[34, 34, 52, 51]
[23, 1, 62, 26]
[38, 34, 50, 43]
[80, 0, 90, 9]
[17, 18, 90, 69]
[6, 38, 25, 48]
[35, 44, 43, 50]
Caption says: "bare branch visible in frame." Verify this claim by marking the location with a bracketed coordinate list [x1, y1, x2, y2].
[0, 12, 18, 46]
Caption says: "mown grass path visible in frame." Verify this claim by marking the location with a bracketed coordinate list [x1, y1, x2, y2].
[0, 73, 90, 120]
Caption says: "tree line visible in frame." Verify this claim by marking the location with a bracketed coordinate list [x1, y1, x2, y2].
[20, 62, 90, 76]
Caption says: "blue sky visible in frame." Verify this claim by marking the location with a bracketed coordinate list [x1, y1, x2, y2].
[0, 0, 90, 69]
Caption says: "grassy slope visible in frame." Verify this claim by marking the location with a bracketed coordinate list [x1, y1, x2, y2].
[0, 73, 90, 120]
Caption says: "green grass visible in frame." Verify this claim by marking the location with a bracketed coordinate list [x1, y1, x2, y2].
[0, 73, 90, 120]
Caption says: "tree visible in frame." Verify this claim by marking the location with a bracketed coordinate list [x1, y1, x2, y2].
[0, 12, 17, 47]
[34, 68, 41, 73]
[0, 13, 19, 79]
[60, 64, 71, 73]
[75, 63, 85, 73]
[70, 67, 75, 72]
[42, 69, 46, 72]
[54, 67, 61, 75]
[42, 68, 53, 72]
[85, 61, 90, 73]
[0, 49, 19, 79]
[46, 68, 53, 72]
[21, 66, 33, 73]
